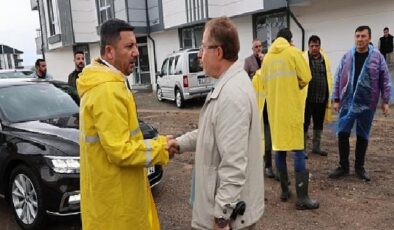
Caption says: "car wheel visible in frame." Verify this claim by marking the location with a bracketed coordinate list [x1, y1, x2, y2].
[9, 165, 47, 230]
[175, 89, 184, 108]
[156, 86, 163, 101]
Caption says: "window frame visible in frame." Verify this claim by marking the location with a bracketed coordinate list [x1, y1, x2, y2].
[96, 0, 114, 25]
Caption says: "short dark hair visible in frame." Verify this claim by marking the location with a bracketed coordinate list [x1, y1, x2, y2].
[384, 27, 389, 31]
[74, 51, 84, 57]
[205, 17, 240, 62]
[100, 19, 135, 55]
[308, 35, 321, 45]
[35, 58, 45, 67]
[276, 28, 292, 43]
[355, 25, 371, 37]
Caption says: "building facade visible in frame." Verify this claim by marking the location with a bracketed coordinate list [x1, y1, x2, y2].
[0, 44, 24, 70]
[32, 0, 394, 90]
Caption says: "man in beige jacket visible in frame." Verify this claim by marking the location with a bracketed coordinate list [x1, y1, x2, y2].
[167, 17, 264, 230]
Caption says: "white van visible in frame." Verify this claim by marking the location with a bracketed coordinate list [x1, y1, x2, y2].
[156, 48, 214, 108]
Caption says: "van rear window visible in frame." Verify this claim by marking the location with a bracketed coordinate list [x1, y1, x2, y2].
[189, 53, 202, 73]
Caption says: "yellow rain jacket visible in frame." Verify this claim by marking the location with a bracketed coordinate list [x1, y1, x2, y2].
[302, 50, 333, 122]
[253, 38, 311, 151]
[77, 58, 169, 230]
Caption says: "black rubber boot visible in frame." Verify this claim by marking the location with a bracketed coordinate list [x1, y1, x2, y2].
[295, 170, 319, 210]
[278, 167, 291, 201]
[329, 132, 350, 179]
[312, 130, 328, 156]
[264, 150, 275, 178]
[355, 136, 370, 181]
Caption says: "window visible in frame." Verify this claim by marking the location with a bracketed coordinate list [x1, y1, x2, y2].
[168, 57, 175, 75]
[161, 58, 169, 75]
[47, 0, 60, 36]
[97, 0, 113, 25]
[180, 25, 204, 48]
[189, 53, 202, 73]
[254, 12, 287, 53]
[174, 55, 183, 74]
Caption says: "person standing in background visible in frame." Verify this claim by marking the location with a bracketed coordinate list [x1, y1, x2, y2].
[68, 51, 85, 88]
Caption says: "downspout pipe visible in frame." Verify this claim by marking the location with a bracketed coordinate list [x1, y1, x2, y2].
[286, 0, 305, 51]
[145, 0, 157, 75]
[37, 0, 46, 59]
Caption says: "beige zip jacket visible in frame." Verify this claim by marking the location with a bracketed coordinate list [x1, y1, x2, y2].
[177, 62, 265, 230]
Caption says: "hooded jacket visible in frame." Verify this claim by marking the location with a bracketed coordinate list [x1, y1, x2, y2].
[253, 37, 311, 151]
[77, 58, 169, 230]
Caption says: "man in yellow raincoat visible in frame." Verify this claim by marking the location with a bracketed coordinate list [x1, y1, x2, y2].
[253, 28, 319, 210]
[302, 35, 333, 157]
[77, 19, 170, 230]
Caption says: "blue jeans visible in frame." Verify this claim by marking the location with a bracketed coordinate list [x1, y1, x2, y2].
[275, 150, 306, 172]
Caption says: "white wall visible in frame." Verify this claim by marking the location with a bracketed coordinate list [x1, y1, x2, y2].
[233, 15, 254, 64]
[291, 0, 394, 72]
[71, 0, 100, 43]
[89, 43, 101, 60]
[208, 0, 264, 18]
[150, 29, 180, 89]
[162, 0, 187, 29]
[114, 0, 127, 21]
[45, 47, 74, 81]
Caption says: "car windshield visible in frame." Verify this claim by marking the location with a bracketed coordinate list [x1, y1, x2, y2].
[0, 71, 32, 79]
[189, 53, 203, 73]
[0, 83, 79, 122]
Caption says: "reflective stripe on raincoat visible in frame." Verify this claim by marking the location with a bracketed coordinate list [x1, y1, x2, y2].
[253, 37, 311, 151]
[302, 49, 333, 122]
[77, 58, 169, 230]
[332, 45, 392, 138]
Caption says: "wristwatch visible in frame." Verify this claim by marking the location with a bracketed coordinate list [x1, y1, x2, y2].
[214, 217, 230, 228]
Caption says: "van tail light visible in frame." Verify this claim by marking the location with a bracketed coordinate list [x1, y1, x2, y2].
[183, 75, 189, 88]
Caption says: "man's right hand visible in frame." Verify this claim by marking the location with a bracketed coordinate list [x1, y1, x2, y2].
[332, 101, 340, 113]
[166, 135, 180, 157]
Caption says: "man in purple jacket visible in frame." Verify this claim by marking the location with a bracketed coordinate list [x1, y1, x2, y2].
[329, 25, 392, 182]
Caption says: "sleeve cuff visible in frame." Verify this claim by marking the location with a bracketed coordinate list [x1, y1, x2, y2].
[214, 202, 233, 220]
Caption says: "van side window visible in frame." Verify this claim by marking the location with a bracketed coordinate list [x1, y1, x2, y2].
[169, 57, 175, 75]
[189, 53, 202, 73]
[174, 55, 182, 74]
[161, 58, 169, 75]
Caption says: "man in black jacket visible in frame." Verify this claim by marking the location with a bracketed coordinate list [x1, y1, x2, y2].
[379, 27, 393, 64]
[68, 51, 85, 88]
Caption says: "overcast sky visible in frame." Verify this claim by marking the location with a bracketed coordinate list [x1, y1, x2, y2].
[0, 0, 40, 67]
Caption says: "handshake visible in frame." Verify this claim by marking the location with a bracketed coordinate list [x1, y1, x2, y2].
[166, 135, 180, 159]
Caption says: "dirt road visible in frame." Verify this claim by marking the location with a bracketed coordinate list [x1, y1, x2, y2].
[137, 92, 394, 230]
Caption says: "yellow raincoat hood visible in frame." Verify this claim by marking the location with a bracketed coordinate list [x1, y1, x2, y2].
[77, 58, 168, 230]
[77, 58, 125, 98]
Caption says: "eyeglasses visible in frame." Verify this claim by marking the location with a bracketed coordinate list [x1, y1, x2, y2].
[199, 44, 220, 53]
[254, 45, 262, 48]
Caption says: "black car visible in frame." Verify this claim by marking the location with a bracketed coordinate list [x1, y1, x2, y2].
[0, 79, 163, 230]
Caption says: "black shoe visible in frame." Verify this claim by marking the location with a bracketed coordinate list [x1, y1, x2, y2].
[356, 168, 371, 181]
[328, 167, 349, 179]
[265, 167, 275, 178]
[312, 149, 328, 156]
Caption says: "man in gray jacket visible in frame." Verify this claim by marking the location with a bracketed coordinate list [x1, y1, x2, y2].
[167, 17, 264, 230]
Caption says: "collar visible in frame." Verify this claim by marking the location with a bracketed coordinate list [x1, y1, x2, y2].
[99, 58, 124, 76]
[208, 62, 242, 100]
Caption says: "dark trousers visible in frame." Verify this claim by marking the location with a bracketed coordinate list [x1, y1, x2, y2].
[304, 101, 326, 132]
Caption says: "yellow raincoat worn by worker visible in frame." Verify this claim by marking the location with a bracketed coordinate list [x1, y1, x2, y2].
[253, 37, 311, 151]
[302, 49, 333, 122]
[77, 58, 169, 230]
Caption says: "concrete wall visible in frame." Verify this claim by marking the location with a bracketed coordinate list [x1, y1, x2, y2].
[162, 0, 187, 29]
[208, 0, 264, 18]
[291, 0, 394, 72]
[45, 47, 75, 81]
[71, 0, 99, 43]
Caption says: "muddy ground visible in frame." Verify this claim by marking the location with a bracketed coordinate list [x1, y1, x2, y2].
[135, 92, 394, 230]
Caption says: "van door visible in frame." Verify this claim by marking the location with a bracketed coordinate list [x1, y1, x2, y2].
[158, 58, 170, 98]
